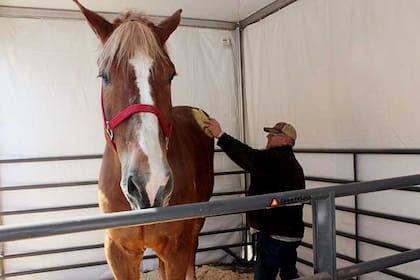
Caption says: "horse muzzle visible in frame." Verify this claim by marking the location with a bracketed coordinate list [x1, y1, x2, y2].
[122, 171, 173, 210]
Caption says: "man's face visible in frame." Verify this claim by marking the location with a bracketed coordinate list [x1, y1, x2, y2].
[266, 133, 293, 149]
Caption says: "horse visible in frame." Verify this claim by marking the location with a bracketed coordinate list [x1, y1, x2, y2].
[73, 1, 215, 279]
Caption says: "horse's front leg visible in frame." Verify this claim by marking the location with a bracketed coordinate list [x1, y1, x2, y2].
[155, 224, 201, 280]
[162, 249, 194, 280]
[105, 229, 144, 280]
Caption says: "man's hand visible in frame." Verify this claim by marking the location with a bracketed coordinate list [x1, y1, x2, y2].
[204, 118, 224, 138]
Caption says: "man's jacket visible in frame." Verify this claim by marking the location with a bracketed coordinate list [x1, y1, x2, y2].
[217, 133, 305, 238]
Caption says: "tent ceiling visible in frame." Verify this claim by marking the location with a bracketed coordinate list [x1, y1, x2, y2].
[1, 0, 278, 22]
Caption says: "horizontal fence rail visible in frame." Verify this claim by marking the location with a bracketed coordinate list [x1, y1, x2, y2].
[295, 148, 420, 154]
[0, 171, 244, 192]
[0, 149, 226, 164]
[0, 174, 420, 242]
[0, 242, 250, 278]
[0, 190, 244, 216]
[337, 248, 420, 279]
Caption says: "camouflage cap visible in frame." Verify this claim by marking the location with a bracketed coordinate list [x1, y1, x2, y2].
[263, 122, 297, 140]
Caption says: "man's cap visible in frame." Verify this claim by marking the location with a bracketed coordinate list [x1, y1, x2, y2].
[263, 122, 297, 140]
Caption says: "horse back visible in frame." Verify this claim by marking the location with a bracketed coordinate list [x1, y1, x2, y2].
[168, 106, 215, 205]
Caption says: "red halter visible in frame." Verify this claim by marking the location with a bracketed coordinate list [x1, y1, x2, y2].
[101, 86, 173, 150]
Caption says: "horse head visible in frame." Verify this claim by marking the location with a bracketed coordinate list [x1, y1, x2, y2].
[74, 0, 181, 210]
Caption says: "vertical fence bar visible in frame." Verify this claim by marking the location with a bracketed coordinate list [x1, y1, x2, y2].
[353, 153, 360, 280]
[312, 192, 336, 279]
[234, 24, 249, 263]
[0, 188, 4, 279]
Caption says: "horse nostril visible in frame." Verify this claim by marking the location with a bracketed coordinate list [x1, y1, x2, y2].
[153, 174, 174, 207]
[127, 175, 151, 209]
[127, 177, 137, 195]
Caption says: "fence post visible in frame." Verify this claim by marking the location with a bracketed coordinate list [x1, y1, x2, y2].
[312, 192, 336, 279]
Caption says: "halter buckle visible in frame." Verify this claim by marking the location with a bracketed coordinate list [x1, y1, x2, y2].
[105, 122, 114, 141]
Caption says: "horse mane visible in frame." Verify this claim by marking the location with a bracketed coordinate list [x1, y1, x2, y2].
[98, 11, 166, 75]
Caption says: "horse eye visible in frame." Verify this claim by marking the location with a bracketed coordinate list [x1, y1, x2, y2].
[169, 72, 177, 83]
[98, 72, 111, 85]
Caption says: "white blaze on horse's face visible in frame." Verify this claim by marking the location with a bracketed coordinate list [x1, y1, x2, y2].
[119, 53, 173, 210]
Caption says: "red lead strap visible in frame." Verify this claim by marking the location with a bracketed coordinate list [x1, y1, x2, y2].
[101, 86, 173, 150]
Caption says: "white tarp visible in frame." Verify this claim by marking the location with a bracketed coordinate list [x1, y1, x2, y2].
[1, 0, 277, 22]
[243, 0, 420, 150]
[243, 0, 420, 278]
[0, 15, 243, 279]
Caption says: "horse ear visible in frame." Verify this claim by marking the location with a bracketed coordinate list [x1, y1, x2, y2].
[157, 9, 182, 43]
[73, 0, 113, 44]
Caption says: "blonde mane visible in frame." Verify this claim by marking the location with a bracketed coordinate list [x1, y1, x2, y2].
[98, 13, 166, 75]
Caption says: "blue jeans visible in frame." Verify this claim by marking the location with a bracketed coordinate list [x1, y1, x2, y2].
[254, 232, 300, 280]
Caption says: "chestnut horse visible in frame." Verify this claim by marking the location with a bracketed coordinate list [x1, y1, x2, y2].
[74, 1, 214, 279]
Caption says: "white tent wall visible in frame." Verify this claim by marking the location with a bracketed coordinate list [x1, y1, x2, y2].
[243, 0, 420, 150]
[0, 0, 277, 22]
[0, 15, 243, 279]
[2, 0, 420, 278]
[242, 0, 420, 278]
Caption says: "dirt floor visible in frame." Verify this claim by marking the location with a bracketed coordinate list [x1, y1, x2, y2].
[141, 265, 253, 279]
[142, 265, 281, 280]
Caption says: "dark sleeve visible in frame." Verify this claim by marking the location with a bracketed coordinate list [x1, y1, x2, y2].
[217, 133, 284, 174]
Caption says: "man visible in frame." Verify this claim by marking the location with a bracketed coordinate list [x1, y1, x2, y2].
[204, 119, 305, 280]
